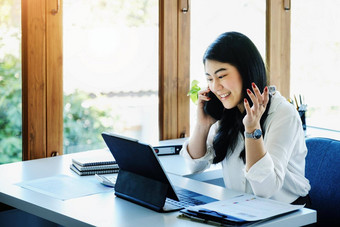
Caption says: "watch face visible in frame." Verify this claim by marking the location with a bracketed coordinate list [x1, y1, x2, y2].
[254, 129, 262, 139]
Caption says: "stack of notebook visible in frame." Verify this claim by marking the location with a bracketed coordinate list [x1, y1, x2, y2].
[70, 151, 119, 176]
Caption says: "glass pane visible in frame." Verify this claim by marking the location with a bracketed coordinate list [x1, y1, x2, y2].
[291, 0, 340, 133]
[63, 0, 159, 153]
[190, 0, 266, 130]
[0, 0, 22, 164]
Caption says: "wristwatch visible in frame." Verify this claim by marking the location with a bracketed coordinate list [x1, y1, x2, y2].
[244, 129, 262, 140]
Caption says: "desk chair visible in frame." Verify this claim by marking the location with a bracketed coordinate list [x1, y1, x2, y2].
[305, 137, 340, 225]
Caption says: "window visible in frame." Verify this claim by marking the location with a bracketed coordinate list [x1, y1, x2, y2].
[0, 0, 22, 164]
[19, 0, 291, 160]
[189, 0, 266, 130]
[291, 0, 340, 134]
[63, 0, 159, 153]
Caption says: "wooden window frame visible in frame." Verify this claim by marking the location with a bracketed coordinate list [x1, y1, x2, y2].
[21, 0, 290, 160]
[159, 0, 190, 140]
[266, 0, 291, 98]
[22, 0, 63, 160]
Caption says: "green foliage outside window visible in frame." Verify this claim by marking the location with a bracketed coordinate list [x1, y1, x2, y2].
[0, 54, 22, 164]
[63, 91, 118, 154]
[0, 54, 118, 163]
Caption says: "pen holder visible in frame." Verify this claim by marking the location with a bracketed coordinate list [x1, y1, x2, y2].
[298, 110, 306, 131]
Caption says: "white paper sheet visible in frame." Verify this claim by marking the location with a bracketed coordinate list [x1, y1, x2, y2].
[17, 174, 113, 200]
[188, 194, 304, 222]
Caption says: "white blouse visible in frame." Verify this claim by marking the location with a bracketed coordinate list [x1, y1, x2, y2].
[180, 91, 311, 203]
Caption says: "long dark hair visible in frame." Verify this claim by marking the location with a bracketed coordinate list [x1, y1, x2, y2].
[203, 32, 271, 164]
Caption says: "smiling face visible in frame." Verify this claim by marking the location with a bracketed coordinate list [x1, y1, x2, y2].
[205, 60, 244, 111]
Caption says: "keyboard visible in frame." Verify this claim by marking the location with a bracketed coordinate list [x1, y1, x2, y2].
[165, 188, 207, 208]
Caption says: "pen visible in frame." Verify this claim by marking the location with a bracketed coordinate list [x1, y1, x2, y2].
[287, 98, 293, 105]
[294, 95, 299, 110]
[178, 213, 223, 226]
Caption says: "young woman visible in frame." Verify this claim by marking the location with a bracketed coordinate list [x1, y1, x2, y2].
[180, 32, 311, 206]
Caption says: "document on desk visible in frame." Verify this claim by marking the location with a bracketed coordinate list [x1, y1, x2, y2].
[183, 194, 304, 223]
[17, 174, 113, 200]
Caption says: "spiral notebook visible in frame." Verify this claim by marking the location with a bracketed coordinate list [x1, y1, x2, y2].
[72, 151, 117, 167]
[70, 164, 119, 176]
[72, 162, 119, 171]
[70, 150, 119, 176]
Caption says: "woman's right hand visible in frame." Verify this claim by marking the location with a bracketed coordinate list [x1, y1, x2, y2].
[196, 87, 217, 127]
[188, 87, 216, 159]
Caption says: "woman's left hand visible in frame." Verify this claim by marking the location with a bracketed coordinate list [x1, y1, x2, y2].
[243, 83, 269, 132]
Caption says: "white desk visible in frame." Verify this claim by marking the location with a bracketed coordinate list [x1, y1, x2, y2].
[0, 150, 316, 226]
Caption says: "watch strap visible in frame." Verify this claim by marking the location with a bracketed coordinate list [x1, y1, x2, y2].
[244, 129, 262, 140]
